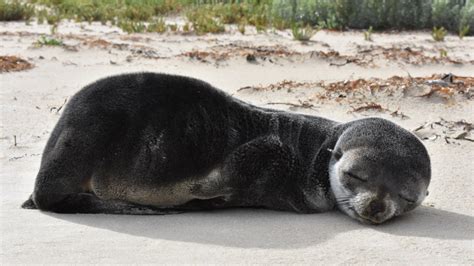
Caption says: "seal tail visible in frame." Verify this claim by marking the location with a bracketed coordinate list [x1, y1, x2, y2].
[21, 194, 37, 209]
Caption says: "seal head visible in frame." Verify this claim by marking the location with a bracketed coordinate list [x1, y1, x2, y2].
[328, 118, 431, 224]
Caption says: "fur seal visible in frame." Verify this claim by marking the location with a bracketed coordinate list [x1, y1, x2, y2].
[22, 72, 431, 224]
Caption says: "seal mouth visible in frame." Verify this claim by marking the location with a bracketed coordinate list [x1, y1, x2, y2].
[347, 206, 386, 225]
[334, 197, 386, 225]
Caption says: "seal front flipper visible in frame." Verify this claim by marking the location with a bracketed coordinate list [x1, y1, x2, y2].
[219, 135, 303, 212]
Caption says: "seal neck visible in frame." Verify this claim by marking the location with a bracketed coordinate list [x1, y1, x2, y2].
[300, 124, 343, 211]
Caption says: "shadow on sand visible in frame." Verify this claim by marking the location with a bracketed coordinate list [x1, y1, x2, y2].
[47, 206, 473, 249]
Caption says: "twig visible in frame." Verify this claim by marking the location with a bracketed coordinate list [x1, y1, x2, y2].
[425, 80, 451, 87]
[412, 118, 473, 143]
[390, 109, 410, 119]
[358, 49, 372, 53]
[417, 87, 441, 98]
[351, 103, 383, 112]
[453, 132, 474, 142]
[425, 73, 454, 87]
[413, 122, 431, 132]
[329, 59, 356, 67]
[349, 103, 409, 119]
[237, 86, 255, 92]
[266, 101, 316, 109]
[9, 153, 27, 161]
[50, 98, 68, 113]
[404, 70, 414, 83]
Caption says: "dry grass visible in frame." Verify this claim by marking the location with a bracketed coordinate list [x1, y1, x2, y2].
[180, 44, 299, 63]
[0, 56, 34, 72]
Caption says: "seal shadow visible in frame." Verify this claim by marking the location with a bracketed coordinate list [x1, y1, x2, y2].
[374, 206, 474, 240]
[46, 206, 473, 249]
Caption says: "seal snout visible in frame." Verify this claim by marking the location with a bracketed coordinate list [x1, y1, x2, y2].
[367, 200, 386, 217]
[360, 200, 387, 224]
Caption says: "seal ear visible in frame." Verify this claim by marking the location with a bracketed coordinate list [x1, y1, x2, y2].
[331, 149, 342, 160]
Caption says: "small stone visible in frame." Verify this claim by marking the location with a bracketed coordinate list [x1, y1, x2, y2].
[246, 54, 257, 63]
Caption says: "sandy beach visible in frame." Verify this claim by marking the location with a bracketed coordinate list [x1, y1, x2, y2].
[1, 20, 473, 264]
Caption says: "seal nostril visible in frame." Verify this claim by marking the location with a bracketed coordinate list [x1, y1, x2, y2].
[368, 200, 385, 216]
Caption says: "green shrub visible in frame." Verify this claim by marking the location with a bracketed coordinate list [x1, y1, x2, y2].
[430, 0, 473, 34]
[119, 20, 146, 33]
[292, 23, 317, 41]
[147, 18, 166, 33]
[238, 21, 246, 34]
[168, 23, 178, 32]
[204, 2, 270, 31]
[270, 0, 473, 35]
[2, 0, 473, 36]
[214, 3, 245, 24]
[35, 35, 63, 46]
[432, 26, 447, 41]
[186, 8, 225, 35]
[46, 12, 61, 25]
[364, 26, 373, 41]
[271, 15, 290, 30]
[0, 0, 35, 21]
[459, 1, 474, 35]
[459, 24, 470, 39]
[182, 22, 191, 33]
[121, 5, 154, 21]
[439, 48, 448, 58]
[37, 9, 46, 24]
[247, 4, 270, 31]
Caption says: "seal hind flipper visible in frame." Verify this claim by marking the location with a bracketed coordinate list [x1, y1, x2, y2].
[23, 192, 182, 214]
[21, 195, 37, 209]
[31, 125, 104, 213]
[30, 93, 128, 213]
[29, 113, 183, 215]
[43, 193, 182, 215]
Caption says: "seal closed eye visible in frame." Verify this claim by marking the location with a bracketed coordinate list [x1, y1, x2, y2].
[21, 72, 431, 223]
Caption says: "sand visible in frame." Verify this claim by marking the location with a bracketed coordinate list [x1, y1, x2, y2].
[1, 20, 473, 264]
